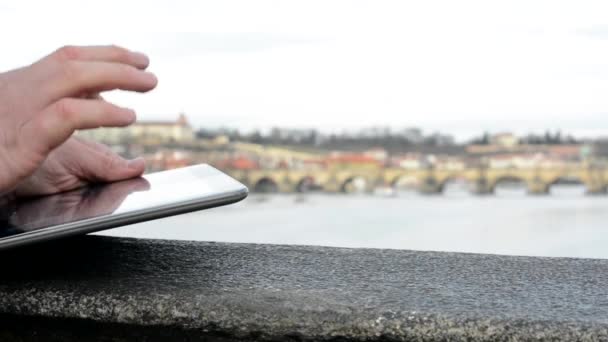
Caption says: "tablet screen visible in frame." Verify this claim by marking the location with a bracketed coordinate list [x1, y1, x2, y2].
[0, 164, 247, 240]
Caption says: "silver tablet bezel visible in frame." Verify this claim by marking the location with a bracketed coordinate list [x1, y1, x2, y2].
[0, 164, 248, 251]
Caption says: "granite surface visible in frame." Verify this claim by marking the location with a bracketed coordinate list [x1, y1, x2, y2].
[0, 236, 607, 341]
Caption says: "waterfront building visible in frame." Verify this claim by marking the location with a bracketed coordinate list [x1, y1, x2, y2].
[389, 153, 424, 169]
[145, 149, 192, 172]
[78, 113, 195, 145]
[491, 133, 519, 148]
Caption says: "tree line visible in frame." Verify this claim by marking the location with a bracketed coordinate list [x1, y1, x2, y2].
[196, 127, 460, 153]
[470, 131, 581, 145]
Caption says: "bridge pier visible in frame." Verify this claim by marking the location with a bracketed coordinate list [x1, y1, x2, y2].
[585, 183, 607, 195]
[419, 186, 442, 195]
[527, 181, 550, 195]
[470, 179, 493, 195]
[321, 179, 341, 193]
[279, 182, 295, 193]
[418, 178, 442, 195]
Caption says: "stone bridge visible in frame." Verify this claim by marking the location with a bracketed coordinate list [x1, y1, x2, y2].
[227, 164, 608, 195]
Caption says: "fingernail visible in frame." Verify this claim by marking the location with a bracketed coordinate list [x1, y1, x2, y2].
[127, 158, 145, 170]
[132, 51, 149, 67]
[124, 108, 136, 123]
[144, 71, 158, 85]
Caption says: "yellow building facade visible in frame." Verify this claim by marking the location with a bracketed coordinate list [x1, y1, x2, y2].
[78, 113, 195, 145]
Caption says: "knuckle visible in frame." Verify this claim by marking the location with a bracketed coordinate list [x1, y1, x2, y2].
[103, 152, 123, 170]
[55, 45, 81, 62]
[58, 61, 81, 82]
[54, 99, 77, 122]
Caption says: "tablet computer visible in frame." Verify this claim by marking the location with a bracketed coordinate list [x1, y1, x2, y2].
[0, 164, 248, 251]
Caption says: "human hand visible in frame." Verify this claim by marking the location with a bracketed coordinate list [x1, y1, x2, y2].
[14, 136, 146, 197]
[0, 45, 157, 195]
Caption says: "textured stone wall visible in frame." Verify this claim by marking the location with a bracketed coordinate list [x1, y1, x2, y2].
[0, 236, 607, 341]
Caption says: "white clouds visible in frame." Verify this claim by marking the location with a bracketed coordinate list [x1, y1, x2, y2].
[1, 0, 608, 140]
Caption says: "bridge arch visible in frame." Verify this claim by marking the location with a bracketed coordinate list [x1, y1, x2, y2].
[436, 176, 471, 194]
[340, 176, 368, 193]
[547, 176, 584, 186]
[488, 176, 529, 194]
[295, 176, 316, 193]
[547, 176, 586, 195]
[390, 174, 420, 190]
[253, 177, 280, 193]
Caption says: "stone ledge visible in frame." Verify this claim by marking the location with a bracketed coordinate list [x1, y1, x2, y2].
[0, 236, 607, 341]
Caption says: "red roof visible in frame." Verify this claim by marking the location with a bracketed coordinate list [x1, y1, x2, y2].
[216, 157, 259, 170]
[548, 145, 581, 157]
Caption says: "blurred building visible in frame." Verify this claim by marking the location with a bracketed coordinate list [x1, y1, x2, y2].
[435, 156, 467, 170]
[547, 145, 582, 161]
[145, 149, 192, 172]
[363, 148, 389, 162]
[389, 153, 424, 169]
[215, 156, 259, 171]
[78, 113, 195, 145]
[490, 133, 518, 148]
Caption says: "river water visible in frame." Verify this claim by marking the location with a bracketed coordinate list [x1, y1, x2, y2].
[99, 184, 608, 259]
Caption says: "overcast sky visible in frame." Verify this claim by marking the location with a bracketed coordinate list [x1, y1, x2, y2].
[1, 0, 608, 141]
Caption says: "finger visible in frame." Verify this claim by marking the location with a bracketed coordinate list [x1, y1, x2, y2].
[78, 138, 149, 183]
[46, 45, 150, 70]
[44, 61, 157, 100]
[24, 98, 136, 153]
[74, 137, 147, 182]
[80, 92, 104, 100]
[80, 151, 146, 183]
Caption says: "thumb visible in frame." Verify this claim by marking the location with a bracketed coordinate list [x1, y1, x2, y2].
[76, 139, 146, 182]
